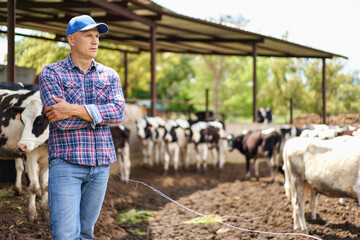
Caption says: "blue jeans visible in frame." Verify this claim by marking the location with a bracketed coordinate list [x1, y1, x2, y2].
[48, 159, 110, 240]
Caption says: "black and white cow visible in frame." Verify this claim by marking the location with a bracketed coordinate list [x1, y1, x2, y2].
[135, 116, 166, 166]
[162, 119, 190, 175]
[0, 85, 49, 221]
[190, 120, 226, 172]
[228, 128, 282, 182]
[110, 125, 131, 183]
[257, 108, 273, 123]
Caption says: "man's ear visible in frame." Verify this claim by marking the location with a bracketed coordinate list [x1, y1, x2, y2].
[68, 35, 75, 46]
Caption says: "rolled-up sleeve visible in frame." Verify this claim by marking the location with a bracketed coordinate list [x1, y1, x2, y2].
[96, 71, 125, 125]
[39, 66, 90, 130]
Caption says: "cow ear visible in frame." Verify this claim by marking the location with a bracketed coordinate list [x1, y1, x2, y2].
[15, 112, 21, 120]
[7, 106, 25, 120]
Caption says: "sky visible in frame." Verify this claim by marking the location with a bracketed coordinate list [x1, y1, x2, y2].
[1, 0, 359, 74]
[153, 0, 360, 74]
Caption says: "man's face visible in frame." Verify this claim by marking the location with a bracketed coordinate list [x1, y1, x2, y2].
[69, 28, 100, 60]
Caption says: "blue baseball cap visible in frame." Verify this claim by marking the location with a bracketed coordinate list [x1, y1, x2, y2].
[66, 15, 109, 38]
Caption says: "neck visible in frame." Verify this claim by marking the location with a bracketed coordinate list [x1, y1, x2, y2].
[70, 53, 93, 73]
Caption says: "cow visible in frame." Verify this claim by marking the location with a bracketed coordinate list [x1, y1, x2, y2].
[189, 120, 226, 172]
[0, 82, 40, 91]
[227, 128, 282, 182]
[110, 125, 131, 183]
[257, 108, 273, 123]
[135, 116, 166, 167]
[283, 135, 360, 233]
[162, 119, 190, 175]
[0, 86, 49, 221]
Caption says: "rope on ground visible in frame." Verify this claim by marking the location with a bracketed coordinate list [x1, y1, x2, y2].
[111, 172, 322, 240]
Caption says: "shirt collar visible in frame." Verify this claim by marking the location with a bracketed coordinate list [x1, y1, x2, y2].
[66, 53, 97, 72]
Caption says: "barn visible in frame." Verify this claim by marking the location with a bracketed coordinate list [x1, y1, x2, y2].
[1, 1, 358, 239]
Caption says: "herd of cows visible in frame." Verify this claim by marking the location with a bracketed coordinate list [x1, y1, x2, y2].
[1, 82, 360, 234]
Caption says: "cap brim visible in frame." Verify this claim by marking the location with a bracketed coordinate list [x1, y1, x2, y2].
[80, 23, 109, 34]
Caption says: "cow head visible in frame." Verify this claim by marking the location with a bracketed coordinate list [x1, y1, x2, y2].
[190, 122, 208, 144]
[16, 98, 49, 153]
[227, 134, 245, 152]
[136, 118, 152, 140]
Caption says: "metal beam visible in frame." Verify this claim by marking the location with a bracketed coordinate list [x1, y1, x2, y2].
[7, 0, 15, 83]
[0, 30, 139, 53]
[88, 0, 156, 27]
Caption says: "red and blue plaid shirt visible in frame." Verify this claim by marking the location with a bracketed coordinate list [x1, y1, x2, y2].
[39, 54, 125, 166]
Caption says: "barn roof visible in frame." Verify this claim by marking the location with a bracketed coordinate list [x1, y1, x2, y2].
[0, 0, 347, 59]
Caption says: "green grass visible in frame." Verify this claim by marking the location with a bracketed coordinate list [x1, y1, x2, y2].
[0, 189, 13, 197]
[115, 209, 155, 225]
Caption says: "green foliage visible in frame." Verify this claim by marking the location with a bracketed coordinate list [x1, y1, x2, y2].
[115, 209, 154, 225]
[14, 34, 69, 74]
[8, 33, 360, 122]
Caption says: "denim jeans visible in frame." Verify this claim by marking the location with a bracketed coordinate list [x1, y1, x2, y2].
[48, 159, 110, 240]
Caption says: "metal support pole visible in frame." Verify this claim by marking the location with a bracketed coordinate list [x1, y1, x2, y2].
[322, 58, 327, 124]
[123, 51, 128, 99]
[252, 42, 258, 122]
[205, 88, 209, 121]
[7, 0, 16, 83]
[150, 26, 157, 116]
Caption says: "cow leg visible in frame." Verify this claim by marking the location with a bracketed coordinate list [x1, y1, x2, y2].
[163, 144, 170, 175]
[173, 145, 180, 175]
[25, 156, 40, 222]
[123, 142, 131, 183]
[152, 142, 160, 167]
[117, 151, 126, 182]
[146, 140, 154, 166]
[38, 153, 49, 221]
[202, 144, 208, 171]
[245, 158, 251, 179]
[254, 158, 260, 181]
[309, 188, 318, 220]
[292, 178, 308, 233]
[184, 144, 191, 170]
[14, 157, 24, 195]
[210, 147, 218, 169]
[267, 156, 276, 183]
[352, 175, 360, 204]
[218, 141, 225, 170]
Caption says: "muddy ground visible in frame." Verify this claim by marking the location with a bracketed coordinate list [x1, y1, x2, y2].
[1, 152, 360, 240]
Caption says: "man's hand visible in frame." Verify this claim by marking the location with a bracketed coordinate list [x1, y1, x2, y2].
[44, 96, 74, 123]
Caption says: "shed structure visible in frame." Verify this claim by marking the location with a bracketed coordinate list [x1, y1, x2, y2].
[1, 0, 347, 123]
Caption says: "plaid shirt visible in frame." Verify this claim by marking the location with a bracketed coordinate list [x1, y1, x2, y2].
[39, 54, 125, 166]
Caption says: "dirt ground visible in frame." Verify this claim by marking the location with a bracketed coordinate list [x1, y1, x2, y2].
[1, 152, 360, 240]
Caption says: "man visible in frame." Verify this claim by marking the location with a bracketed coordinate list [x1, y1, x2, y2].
[39, 15, 125, 239]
